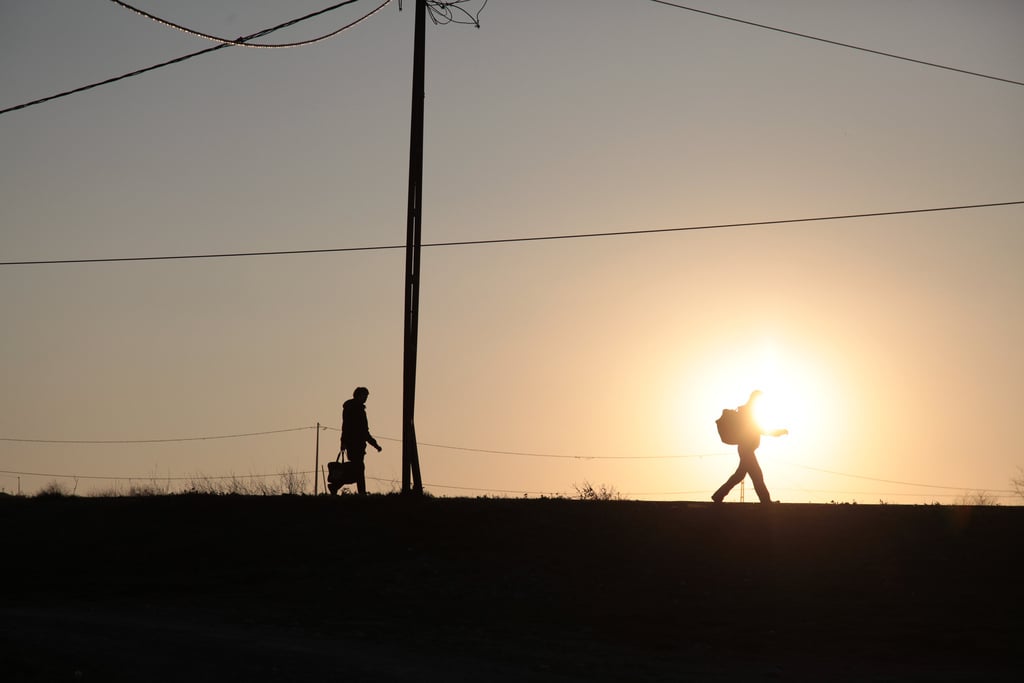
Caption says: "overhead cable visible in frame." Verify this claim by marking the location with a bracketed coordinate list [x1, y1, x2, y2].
[0, 426, 315, 445]
[647, 0, 1024, 87]
[424, 0, 488, 27]
[6, 428, 1014, 496]
[322, 426, 725, 460]
[2, 199, 1021, 267]
[776, 460, 1017, 494]
[412, 441, 723, 460]
[108, 0, 390, 49]
[0, 468, 313, 482]
[0, 1, 389, 116]
[768, 487, 1020, 500]
[412, 481, 561, 496]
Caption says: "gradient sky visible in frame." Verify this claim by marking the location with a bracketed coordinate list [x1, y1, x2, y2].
[2, 0, 1022, 502]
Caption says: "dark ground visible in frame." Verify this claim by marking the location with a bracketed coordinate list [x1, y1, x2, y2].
[2, 495, 1021, 681]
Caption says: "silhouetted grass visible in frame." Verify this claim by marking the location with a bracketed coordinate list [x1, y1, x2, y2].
[33, 481, 73, 498]
[181, 467, 308, 496]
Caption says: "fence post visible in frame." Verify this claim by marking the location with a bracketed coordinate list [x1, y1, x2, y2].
[314, 422, 320, 496]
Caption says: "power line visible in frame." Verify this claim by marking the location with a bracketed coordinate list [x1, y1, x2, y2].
[415, 442, 723, 460]
[0, 468, 312, 482]
[5, 441, 1019, 501]
[0, 1, 388, 116]
[322, 427, 725, 460]
[3, 199, 1021, 267]
[414, 481, 563, 496]
[6, 423, 1015, 493]
[0, 427, 314, 445]
[423, 0, 488, 27]
[0, 468, 552, 498]
[770, 487, 1020, 500]
[5, 423, 716, 460]
[108, 0, 390, 49]
[6, 2, 1020, 118]
[331, 434, 1024, 495]
[646, 0, 1024, 88]
[774, 462, 1015, 493]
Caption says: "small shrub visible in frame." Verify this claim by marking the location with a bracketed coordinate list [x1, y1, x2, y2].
[96, 480, 172, 497]
[954, 490, 999, 506]
[183, 471, 305, 496]
[277, 467, 307, 495]
[573, 481, 621, 501]
[35, 481, 72, 498]
[184, 474, 220, 495]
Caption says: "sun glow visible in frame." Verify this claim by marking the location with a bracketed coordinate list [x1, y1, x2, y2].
[700, 339, 829, 453]
[661, 334, 843, 487]
[751, 386, 802, 434]
[749, 349, 816, 435]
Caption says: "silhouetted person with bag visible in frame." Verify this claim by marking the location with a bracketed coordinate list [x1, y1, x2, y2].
[340, 386, 382, 495]
[712, 390, 788, 504]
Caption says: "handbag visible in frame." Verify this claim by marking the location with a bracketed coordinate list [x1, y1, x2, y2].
[327, 450, 360, 489]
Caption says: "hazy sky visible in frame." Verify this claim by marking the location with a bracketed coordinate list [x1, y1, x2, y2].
[2, 1, 1022, 502]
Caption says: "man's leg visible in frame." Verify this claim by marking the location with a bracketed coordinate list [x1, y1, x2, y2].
[356, 463, 366, 495]
[742, 450, 772, 503]
[349, 450, 367, 495]
[713, 461, 748, 502]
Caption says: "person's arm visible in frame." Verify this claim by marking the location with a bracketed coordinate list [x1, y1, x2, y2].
[768, 428, 788, 437]
[367, 432, 382, 452]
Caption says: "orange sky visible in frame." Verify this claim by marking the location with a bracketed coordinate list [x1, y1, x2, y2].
[2, 1, 1022, 502]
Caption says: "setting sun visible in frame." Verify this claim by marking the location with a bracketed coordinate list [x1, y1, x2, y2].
[753, 352, 822, 444]
[751, 390, 794, 433]
[695, 338, 834, 458]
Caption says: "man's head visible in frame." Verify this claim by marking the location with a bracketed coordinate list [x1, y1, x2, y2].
[353, 387, 370, 403]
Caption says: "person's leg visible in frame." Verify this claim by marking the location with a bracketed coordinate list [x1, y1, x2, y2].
[742, 450, 772, 503]
[349, 449, 367, 495]
[713, 461, 748, 502]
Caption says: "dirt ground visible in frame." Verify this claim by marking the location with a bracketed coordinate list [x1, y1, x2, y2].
[2, 495, 1021, 681]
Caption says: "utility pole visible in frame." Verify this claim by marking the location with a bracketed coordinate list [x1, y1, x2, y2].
[401, 0, 426, 495]
[314, 422, 320, 496]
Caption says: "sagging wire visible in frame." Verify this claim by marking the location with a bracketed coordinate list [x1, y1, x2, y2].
[0, 427, 315, 445]
[4, 200, 1022, 266]
[400, 0, 488, 28]
[108, 0, 391, 49]
[647, 0, 1024, 88]
[1, 1, 390, 115]
[427, 0, 489, 28]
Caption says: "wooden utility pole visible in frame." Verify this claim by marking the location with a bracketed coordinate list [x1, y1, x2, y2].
[401, 0, 426, 495]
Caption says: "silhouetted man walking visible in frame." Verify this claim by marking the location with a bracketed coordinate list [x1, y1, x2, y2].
[340, 386, 382, 495]
[713, 390, 788, 504]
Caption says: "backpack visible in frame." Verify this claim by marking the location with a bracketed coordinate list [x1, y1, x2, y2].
[715, 408, 743, 445]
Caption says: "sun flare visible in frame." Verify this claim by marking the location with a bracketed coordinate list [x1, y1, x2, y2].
[699, 339, 828, 450]
[751, 387, 800, 433]
[746, 349, 813, 435]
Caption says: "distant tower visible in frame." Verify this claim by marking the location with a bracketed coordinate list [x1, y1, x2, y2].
[740, 480, 746, 503]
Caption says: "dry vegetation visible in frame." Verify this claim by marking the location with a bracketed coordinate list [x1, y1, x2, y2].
[26, 467, 314, 499]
